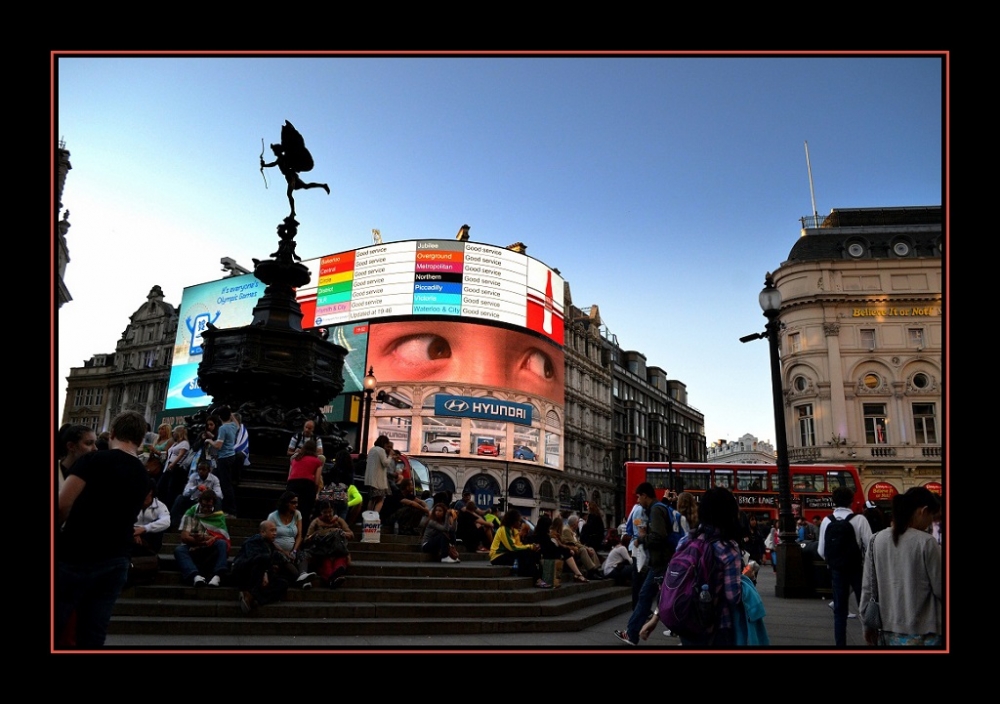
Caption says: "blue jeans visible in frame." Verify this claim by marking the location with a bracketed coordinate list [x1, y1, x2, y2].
[626, 567, 664, 642]
[174, 542, 229, 582]
[830, 567, 862, 646]
[55, 556, 130, 648]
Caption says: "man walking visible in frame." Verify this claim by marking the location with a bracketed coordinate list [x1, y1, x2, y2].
[818, 487, 872, 647]
[616, 482, 674, 645]
[55, 411, 149, 647]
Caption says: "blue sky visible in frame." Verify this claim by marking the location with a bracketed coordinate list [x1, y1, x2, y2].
[55, 54, 944, 446]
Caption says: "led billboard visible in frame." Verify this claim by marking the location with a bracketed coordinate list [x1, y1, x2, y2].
[165, 240, 565, 468]
[296, 240, 565, 345]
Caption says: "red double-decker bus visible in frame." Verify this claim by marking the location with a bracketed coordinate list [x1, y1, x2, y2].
[623, 461, 864, 524]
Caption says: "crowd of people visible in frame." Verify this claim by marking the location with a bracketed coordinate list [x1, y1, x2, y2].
[56, 414, 943, 648]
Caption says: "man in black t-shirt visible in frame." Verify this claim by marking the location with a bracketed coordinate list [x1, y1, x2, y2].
[56, 411, 149, 647]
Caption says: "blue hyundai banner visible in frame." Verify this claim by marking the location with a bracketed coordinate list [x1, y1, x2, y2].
[434, 394, 533, 426]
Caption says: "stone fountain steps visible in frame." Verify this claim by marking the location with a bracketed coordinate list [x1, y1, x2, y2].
[113, 522, 632, 638]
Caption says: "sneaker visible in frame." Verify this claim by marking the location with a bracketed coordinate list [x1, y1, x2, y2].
[663, 629, 675, 637]
[332, 576, 346, 589]
[440, 556, 459, 563]
[239, 591, 254, 615]
[614, 629, 637, 646]
[208, 575, 221, 587]
[847, 612, 857, 619]
[535, 579, 552, 589]
[297, 571, 317, 584]
[193, 575, 207, 587]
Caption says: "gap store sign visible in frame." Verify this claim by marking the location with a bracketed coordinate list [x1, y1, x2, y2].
[434, 395, 533, 426]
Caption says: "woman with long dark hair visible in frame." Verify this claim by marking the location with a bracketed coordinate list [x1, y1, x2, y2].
[532, 514, 588, 582]
[679, 486, 744, 648]
[860, 487, 942, 646]
[56, 424, 97, 485]
[267, 491, 317, 589]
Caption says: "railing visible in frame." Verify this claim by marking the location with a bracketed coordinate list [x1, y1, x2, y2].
[786, 445, 941, 464]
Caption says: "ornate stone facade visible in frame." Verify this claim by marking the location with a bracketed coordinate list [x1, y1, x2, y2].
[708, 433, 776, 463]
[773, 206, 943, 503]
[62, 286, 178, 430]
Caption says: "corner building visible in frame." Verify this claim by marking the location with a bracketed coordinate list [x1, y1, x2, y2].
[62, 285, 178, 430]
[772, 206, 943, 505]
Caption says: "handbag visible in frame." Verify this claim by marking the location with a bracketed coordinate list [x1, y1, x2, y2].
[308, 528, 349, 557]
[860, 534, 883, 632]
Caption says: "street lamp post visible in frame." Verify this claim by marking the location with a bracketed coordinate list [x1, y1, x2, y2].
[360, 366, 377, 455]
[742, 273, 807, 598]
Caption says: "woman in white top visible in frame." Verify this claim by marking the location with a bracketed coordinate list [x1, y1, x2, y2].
[363, 435, 396, 513]
[159, 426, 191, 507]
[267, 491, 317, 588]
[861, 487, 942, 646]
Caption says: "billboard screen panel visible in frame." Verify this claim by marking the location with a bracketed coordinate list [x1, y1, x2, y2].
[367, 318, 564, 470]
[164, 240, 565, 461]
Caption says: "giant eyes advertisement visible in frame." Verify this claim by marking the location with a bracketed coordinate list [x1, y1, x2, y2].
[366, 320, 565, 469]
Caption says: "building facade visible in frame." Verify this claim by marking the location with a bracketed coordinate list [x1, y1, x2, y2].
[601, 322, 708, 521]
[560, 288, 616, 522]
[707, 433, 776, 463]
[772, 206, 943, 504]
[62, 285, 179, 431]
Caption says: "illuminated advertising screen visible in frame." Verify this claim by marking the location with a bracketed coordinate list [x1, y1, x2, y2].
[367, 318, 565, 470]
[296, 240, 565, 346]
[165, 241, 565, 468]
[165, 274, 369, 410]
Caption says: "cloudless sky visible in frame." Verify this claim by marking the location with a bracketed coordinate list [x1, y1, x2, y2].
[54, 53, 944, 446]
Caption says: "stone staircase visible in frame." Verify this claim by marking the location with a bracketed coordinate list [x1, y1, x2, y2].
[111, 518, 632, 639]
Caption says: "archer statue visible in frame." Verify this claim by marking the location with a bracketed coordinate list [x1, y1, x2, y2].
[260, 120, 330, 218]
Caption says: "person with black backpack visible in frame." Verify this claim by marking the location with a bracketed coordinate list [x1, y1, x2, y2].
[818, 487, 873, 647]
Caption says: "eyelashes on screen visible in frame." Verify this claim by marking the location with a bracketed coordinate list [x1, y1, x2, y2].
[521, 349, 554, 380]
[387, 334, 452, 365]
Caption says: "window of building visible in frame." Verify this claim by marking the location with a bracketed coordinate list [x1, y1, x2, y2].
[863, 373, 882, 390]
[142, 350, 157, 368]
[793, 375, 808, 392]
[913, 403, 937, 444]
[909, 328, 925, 349]
[864, 404, 888, 444]
[797, 404, 816, 446]
[788, 332, 801, 353]
[73, 387, 103, 407]
[911, 372, 930, 390]
[860, 329, 875, 351]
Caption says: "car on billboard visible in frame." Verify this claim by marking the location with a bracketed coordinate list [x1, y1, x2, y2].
[423, 437, 461, 453]
[476, 437, 499, 456]
[512, 445, 536, 461]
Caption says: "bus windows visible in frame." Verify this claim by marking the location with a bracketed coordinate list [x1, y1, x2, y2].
[679, 468, 711, 491]
[714, 470, 733, 489]
[828, 471, 857, 492]
[792, 473, 823, 492]
[737, 470, 767, 491]
[646, 468, 672, 490]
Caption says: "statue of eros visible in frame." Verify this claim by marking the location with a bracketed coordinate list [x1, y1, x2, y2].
[261, 120, 330, 218]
